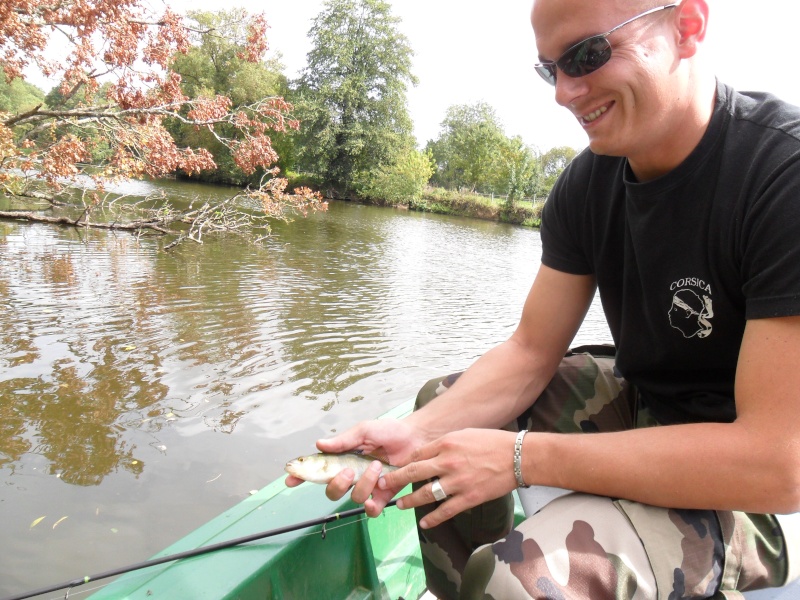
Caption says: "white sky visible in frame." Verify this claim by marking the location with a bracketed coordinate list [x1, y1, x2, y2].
[47, 1, 800, 152]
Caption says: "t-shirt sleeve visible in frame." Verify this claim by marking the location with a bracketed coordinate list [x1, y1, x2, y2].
[741, 158, 800, 319]
[540, 158, 595, 276]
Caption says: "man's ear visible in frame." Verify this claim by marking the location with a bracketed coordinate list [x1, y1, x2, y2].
[674, 0, 709, 58]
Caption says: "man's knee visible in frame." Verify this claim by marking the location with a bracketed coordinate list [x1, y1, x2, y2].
[460, 494, 655, 599]
[416, 373, 463, 409]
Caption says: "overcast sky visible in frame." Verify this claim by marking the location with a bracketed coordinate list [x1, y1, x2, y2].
[145, 1, 800, 151]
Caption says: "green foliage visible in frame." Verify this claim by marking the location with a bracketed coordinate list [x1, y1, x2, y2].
[426, 101, 577, 205]
[358, 148, 434, 205]
[0, 73, 44, 114]
[412, 186, 544, 227]
[285, 170, 324, 192]
[39, 82, 115, 163]
[0, 73, 45, 157]
[174, 10, 288, 103]
[494, 136, 543, 207]
[170, 9, 294, 184]
[427, 102, 509, 193]
[293, 0, 417, 196]
[540, 145, 579, 191]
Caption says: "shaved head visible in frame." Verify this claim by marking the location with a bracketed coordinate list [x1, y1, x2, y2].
[529, 0, 714, 178]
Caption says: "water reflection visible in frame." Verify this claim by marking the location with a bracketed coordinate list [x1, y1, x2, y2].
[0, 185, 611, 596]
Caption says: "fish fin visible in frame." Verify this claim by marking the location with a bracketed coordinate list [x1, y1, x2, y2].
[362, 446, 391, 465]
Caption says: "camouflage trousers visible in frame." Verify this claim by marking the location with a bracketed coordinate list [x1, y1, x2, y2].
[413, 349, 788, 599]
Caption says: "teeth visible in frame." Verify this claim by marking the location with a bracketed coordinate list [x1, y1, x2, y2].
[582, 106, 607, 122]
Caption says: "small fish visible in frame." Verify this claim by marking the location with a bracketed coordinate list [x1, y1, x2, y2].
[285, 452, 397, 484]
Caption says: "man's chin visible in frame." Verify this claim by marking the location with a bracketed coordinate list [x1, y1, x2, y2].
[585, 136, 625, 158]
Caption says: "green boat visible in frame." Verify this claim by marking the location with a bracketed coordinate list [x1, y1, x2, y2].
[86, 399, 439, 600]
[84, 398, 797, 600]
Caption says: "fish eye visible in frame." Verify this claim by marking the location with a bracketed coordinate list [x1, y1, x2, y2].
[298, 457, 305, 462]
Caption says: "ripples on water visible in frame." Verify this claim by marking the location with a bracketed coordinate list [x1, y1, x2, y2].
[0, 183, 610, 595]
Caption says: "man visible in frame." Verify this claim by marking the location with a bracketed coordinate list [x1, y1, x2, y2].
[286, 0, 800, 597]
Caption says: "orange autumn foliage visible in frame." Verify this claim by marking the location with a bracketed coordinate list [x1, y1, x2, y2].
[0, 0, 324, 226]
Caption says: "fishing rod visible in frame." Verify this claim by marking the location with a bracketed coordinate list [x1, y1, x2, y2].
[1, 499, 398, 600]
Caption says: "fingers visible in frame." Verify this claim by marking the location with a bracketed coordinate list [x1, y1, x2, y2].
[351, 461, 407, 517]
[378, 453, 439, 492]
[316, 421, 373, 454]
[284, 475, 305, 488]
[324, 468, 355, 501]
[350, 461, 382, 504]
[392, 478, 468, 529]
[416, 496, 468, 529]
[364, 487, 398, 517]
[394, 477, 445, 510]
[325, 461, 402, 517]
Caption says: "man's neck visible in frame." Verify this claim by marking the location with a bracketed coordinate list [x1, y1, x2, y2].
[628, 77, 717, 183]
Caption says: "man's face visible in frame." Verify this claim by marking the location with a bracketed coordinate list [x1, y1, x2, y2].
[532, 0, 681, 162]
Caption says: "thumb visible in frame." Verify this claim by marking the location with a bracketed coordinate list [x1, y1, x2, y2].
[316, 422, 371, 453]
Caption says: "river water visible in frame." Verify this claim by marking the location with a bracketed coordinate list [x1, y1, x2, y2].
[0, 178, 610, 597]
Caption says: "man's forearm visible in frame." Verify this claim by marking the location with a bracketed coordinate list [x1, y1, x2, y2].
[525, 421, 800, 514]
[405, 336, 561, 441]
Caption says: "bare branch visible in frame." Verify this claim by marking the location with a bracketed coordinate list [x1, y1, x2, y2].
[3, 104, 44, 127]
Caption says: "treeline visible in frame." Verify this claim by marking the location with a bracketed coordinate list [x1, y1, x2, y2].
[2, 0, 579, 223]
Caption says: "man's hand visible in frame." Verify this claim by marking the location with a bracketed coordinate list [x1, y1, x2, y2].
[379, 428, 520, 529]
[284, 417, 427, 517]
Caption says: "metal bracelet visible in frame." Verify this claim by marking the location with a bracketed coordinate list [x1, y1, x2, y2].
[514, 429, 530, 488]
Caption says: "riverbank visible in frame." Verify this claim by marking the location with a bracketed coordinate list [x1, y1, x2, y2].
[171, 170, 546, 229]
[406, 187, 544, 228]
[286, 173, 545, 228]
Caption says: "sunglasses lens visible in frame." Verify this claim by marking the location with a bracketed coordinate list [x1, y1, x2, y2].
[560, 36, 612, 77]
[534, 64, 557, 86]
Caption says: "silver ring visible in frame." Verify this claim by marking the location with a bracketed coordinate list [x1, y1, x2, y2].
[431, 478, 448, 502]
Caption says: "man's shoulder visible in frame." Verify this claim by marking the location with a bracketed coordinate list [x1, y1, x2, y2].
[724, 84, 800, 144]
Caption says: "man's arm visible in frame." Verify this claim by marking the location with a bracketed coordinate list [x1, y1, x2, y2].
[403, 264, 597, 438]
[384, 316, 800, 528]
[315, 264, 596, 514]
[519, 315, 800, 514]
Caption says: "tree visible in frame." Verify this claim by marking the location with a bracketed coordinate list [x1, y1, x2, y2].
[496, 136, 542, 206]
[427, 102, 508, 193]
[358, 147, 434, 206]
[540, 145, 579, 193]
[0, 0, 325, 248]
[169, 9, 296, 185]
[0, 72, 45, 114]
[294, 0, 417, 197]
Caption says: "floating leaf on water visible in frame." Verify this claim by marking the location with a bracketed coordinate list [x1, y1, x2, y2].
[123, 345, 136, 351]
[53, 516, 68, 529]
[110, 528, 118, 534]
[30, 516, 46, 529]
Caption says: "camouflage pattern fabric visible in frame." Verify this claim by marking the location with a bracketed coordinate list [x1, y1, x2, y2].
[413, 350, 788, 599]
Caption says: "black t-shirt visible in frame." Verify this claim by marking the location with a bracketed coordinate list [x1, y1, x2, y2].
[541, 81, 800, 424]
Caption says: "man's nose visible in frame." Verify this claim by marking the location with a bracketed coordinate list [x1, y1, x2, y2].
[554, 71, 591, 108]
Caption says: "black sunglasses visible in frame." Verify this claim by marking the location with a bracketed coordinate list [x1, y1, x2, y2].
[534, 4, 678, 86]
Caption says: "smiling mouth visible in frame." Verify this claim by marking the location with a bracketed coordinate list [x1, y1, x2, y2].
[580, 105, 609, 125]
